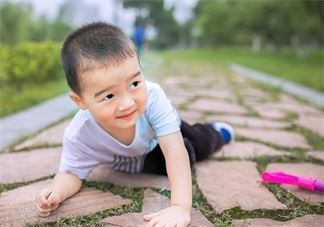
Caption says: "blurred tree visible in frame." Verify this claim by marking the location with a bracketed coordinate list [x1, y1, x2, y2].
[193, 0, 323, 51]
[0, 1, 72, 45]
[289, 0, 323, 48]
[194, 0, 237, 46]
[0, 1, 32, 45]
[49, 19, 72, 42]
[28, 15, 51, 42]
[123, 0, 180, 48]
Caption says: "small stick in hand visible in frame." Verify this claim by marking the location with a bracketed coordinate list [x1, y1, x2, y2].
[45, 191, 52, 200]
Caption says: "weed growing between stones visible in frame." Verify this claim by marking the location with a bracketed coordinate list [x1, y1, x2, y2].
[283, 111, 299, 122]
[290, 125, 324, 150]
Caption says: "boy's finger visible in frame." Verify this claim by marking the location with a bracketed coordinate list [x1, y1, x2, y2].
[145, 217, 159, 227]
[143, 211, 158, 221]
[36, 194, 50, 209]
[47, 193, 59, 204]
[38, 210, 51, 218]
[35, 203, 50, 215]
[36, 195, 50, 208]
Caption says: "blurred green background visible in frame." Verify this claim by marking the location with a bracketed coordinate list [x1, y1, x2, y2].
[0, 0, 323, 117]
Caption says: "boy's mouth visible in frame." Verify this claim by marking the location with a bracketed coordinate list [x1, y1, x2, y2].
[117, 110, 136, 120]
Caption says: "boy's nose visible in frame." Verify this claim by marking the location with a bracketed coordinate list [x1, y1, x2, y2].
[118, 95, 135, 111]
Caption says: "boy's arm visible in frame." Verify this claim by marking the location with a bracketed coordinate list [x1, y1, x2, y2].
[144, 131, 192, 226]
[51, 172, 82, 202]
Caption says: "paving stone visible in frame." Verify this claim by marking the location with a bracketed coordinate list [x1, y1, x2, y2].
[0, 147, 61, 184]
[295, 114, 324, 137]
[255, 103, 322, 116]
[195, 160, 286, 213]
[163, 76, 216, 88]
[164, 88, 197, 100]
[213, 142, 290, 159]
[307, 151, 324, 161]
[233, 75, 251, 84]
[162, 76, 221, 89]
[253, 105, 287, 120]
[0, 179, 132, 226]
[168, 94, 189, 107]
[236, 128, 311, 149]
[178, 110, 204, 125]
[206, 115, 289, 129]
[102, 189, 213, 227]
[241, 88, 270, 101]
[163, 77, 184, 86]
[279, 94, 301, 105]
[196, 90, 237, 101]
[278, 102, 322, 116]
[14, 119, 70, 150]
[243, 96, 268, 104]
[88, 164, 170, 189]
[233, 214, 324, 227]
[189, 99, 248, 115]
[266, 163, 324, 204]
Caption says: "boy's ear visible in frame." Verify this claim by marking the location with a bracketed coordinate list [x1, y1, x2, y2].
[68, 92, 87, 110]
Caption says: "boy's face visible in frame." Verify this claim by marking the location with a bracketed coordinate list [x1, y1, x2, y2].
[70, 55, 147, 132]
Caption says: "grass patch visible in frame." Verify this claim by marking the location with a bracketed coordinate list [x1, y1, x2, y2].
[0, 78, 69, 117]
[283, 111, 299, 122]
[290, 125, 324, 150]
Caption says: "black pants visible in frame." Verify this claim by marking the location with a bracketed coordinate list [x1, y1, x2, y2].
[142, 120, 224, 175]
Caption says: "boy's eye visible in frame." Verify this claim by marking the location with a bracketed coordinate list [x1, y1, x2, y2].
[103, 94, 114, 100]
[130, 81, 139, 88]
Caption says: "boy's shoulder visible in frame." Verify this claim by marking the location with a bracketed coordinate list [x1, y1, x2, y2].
[146, 80, 162, 90]
[145, 80, 165, 97]
[64, 110, 93, 140]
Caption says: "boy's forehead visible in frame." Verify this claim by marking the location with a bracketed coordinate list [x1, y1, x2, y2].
[78, 54, 139, 74]
[78, 55, 140, 90]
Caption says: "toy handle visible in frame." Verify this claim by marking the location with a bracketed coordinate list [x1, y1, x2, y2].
[262, 171, 298, 185]
[262, 171, 321, 192]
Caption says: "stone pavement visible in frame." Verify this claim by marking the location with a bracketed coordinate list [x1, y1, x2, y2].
[0, 72, 323, 226]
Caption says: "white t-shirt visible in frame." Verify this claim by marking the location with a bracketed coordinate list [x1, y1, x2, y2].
[59, 81, 181, 179]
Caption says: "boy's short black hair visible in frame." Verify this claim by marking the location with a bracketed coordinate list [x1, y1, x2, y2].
[61, 22, 135, 94]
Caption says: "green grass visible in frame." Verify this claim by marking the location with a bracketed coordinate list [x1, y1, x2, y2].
[0, 79, 69, 117]
[160, 47, 324, 92]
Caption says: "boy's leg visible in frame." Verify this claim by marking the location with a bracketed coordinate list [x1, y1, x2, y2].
[142, 120, 231, 175]
[180, 120, 224, 161]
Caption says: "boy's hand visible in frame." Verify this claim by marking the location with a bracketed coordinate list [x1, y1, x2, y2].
[35, 188, 61, 217]
[143, 205, 190, 227]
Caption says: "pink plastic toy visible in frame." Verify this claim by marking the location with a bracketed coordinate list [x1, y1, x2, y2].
[261, 171, 324, 192]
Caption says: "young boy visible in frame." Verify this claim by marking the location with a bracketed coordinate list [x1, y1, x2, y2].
[35, 22, 234, 226]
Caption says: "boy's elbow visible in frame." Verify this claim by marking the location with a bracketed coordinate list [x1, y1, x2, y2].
[54, 172, 82, 189]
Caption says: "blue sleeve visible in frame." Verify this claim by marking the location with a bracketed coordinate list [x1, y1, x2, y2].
[146, 83, 181, 137]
